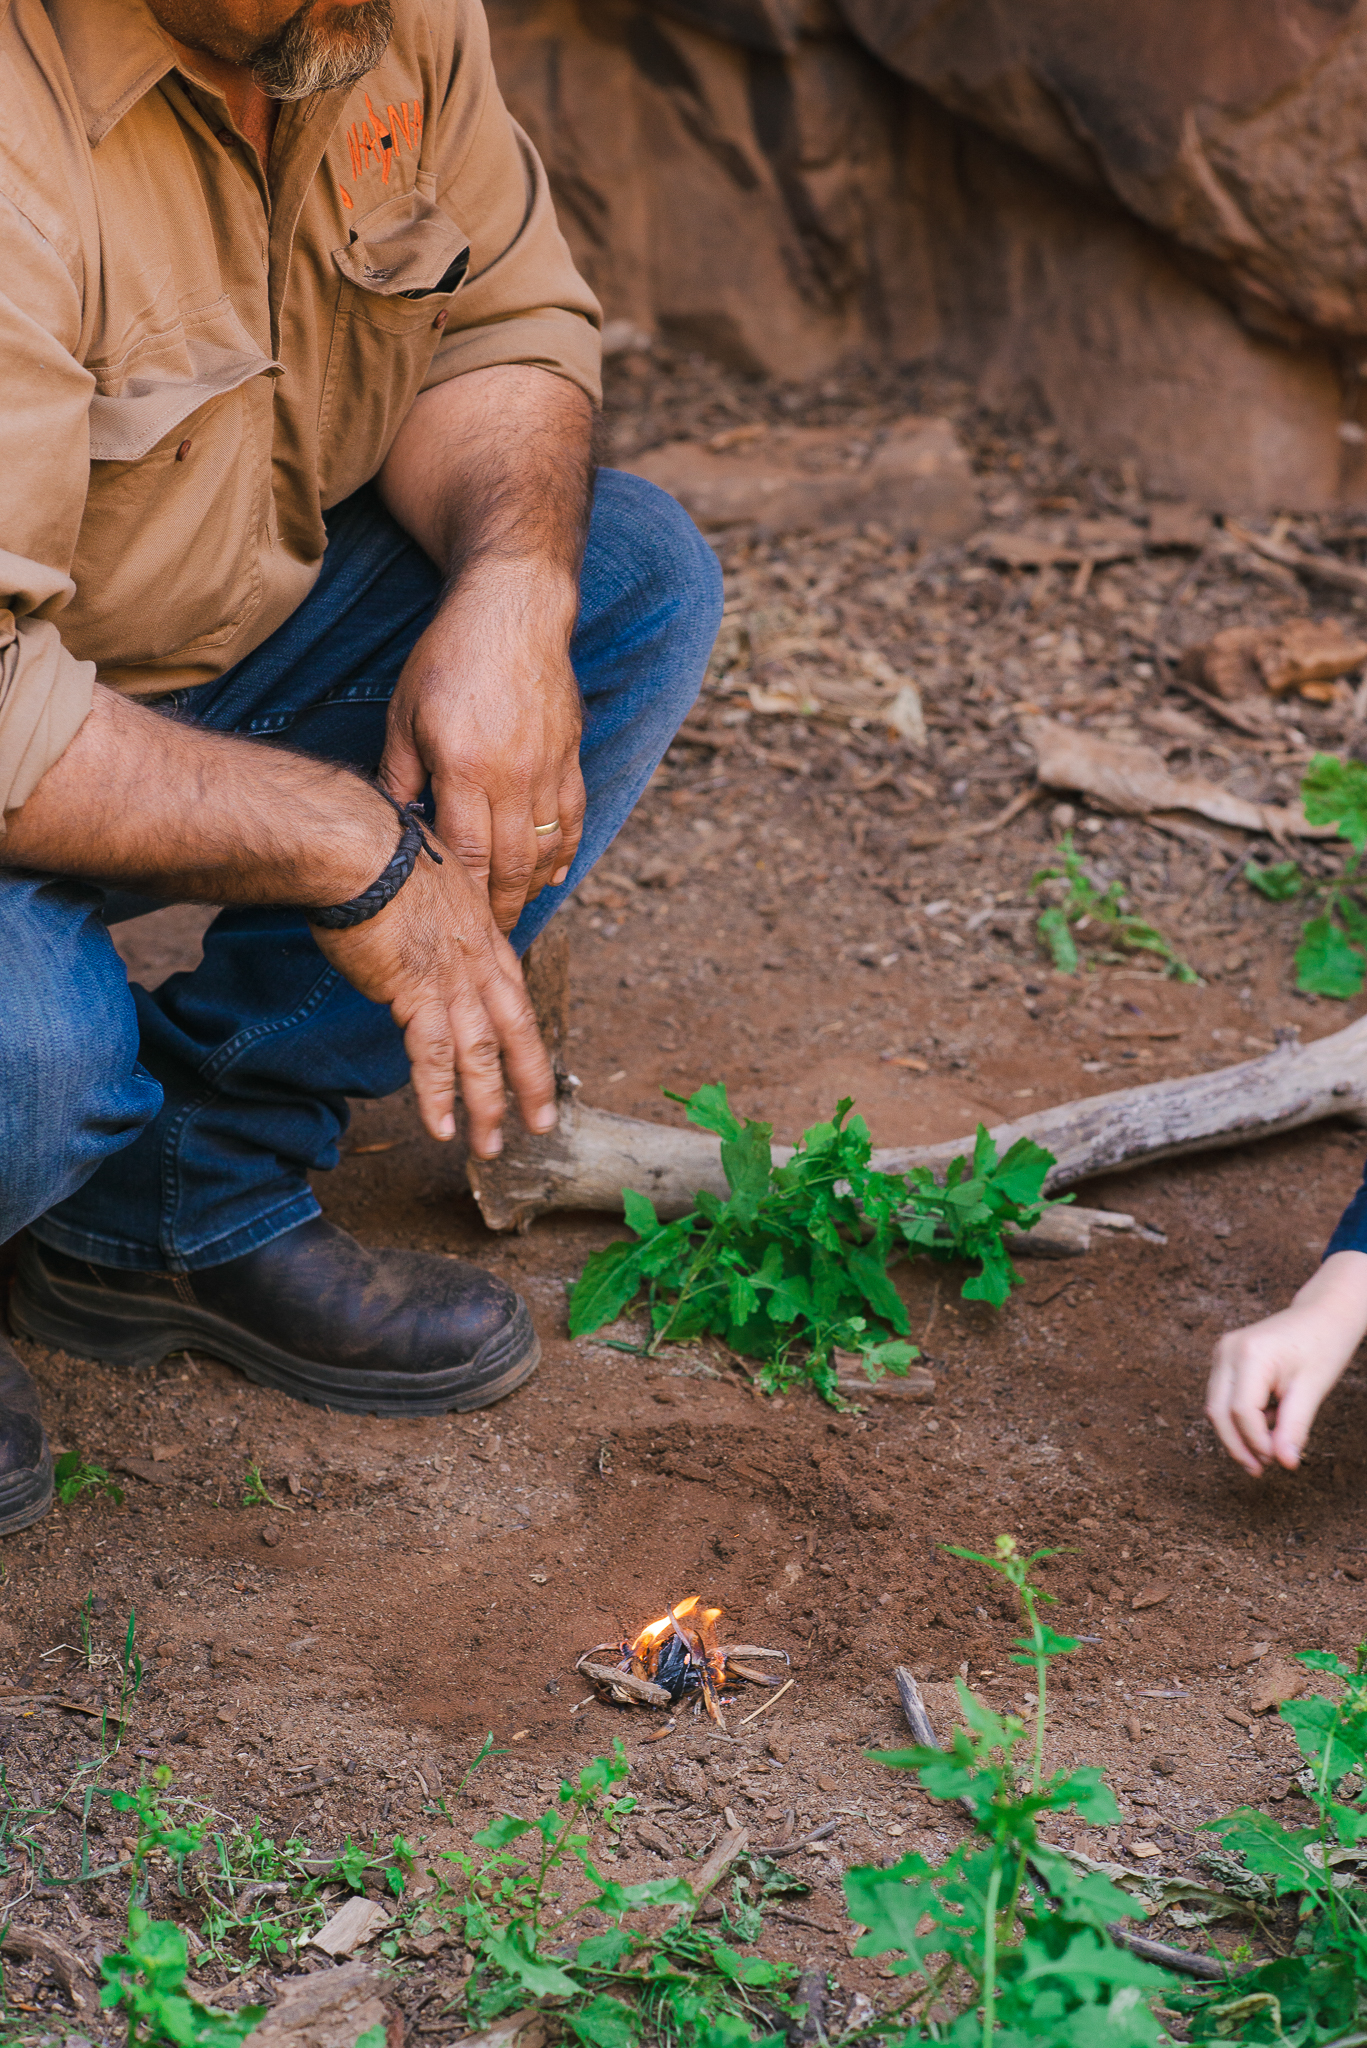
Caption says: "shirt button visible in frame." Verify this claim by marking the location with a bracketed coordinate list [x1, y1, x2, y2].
[431, 309, 447, 330]
[176, 439, 192, 461]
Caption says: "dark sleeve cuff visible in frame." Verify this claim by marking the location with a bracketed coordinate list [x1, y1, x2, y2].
[1325, 1166, 1367, 1260]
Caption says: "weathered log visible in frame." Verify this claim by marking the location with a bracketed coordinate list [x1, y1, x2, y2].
[468, 1014, 1367, 1230]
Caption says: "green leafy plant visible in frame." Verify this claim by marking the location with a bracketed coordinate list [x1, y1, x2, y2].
[1174, 1644, 1367, 2045]
[54, 1448, 125, 1508]
[568, 1087, 1056, 1402]
[1245, 752, 1367, 998]
[1032, 832, 1199, 981]
[442, 1741, 792, 2048]
[101, 1771, 266, 2048]
[240, 1463, 292, 1514]
[845, 1535, 1180, 2044]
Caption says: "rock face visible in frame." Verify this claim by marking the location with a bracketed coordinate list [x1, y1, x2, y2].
[486, 0, 1367, 507]
[625, 416, 979, 535]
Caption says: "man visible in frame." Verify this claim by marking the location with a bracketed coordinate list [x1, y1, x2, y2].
[0, 0, 722, 1534]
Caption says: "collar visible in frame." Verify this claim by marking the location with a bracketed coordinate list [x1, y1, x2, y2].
[46, 0, 180, 145]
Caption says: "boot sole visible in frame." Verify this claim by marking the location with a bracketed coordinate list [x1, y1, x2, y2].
[0, 1441, 53, 1537]
[11, 1256, 539, 1416]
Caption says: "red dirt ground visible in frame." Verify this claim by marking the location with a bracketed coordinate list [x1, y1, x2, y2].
[3, 361, 1366, 2033]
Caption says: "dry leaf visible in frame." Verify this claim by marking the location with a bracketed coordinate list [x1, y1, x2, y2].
[1187, 619, 1367, 701]
[1022, 717, 1333, 837]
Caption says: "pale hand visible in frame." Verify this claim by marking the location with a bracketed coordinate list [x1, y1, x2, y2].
[1205, 1249, 1367, 1476]
[311, 838, 556, 1158]
[380, 571, 585, 935]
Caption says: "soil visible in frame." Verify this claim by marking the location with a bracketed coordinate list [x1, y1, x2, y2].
[4, 355, 1367, 2037]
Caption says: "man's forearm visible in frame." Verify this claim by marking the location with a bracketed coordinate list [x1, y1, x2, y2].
[377, 365, 595, 593]
[2, 684, 396, 906]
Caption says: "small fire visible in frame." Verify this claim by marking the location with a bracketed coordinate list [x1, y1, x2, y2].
[577, 1597, 789, 1734]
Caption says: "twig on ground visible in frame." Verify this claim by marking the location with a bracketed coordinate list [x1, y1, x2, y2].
[905, 784, 1040, 852]
[737, 1677, 795, 1726]
[753, 1819, 841, 1860]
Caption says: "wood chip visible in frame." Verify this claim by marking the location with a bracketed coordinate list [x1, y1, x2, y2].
[308, 1895, 391, 1958]
[664, 1825, 748, 1924]
[1, 1928, 96, 2012]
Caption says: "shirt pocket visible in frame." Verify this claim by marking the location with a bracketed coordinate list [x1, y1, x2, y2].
[66, 301, 278, 668]
[332, 186, 470, 337]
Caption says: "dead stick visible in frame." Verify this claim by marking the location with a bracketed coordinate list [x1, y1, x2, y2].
[893, 1666, 938, 1748]
[1226, 519, 1367, 598]
[752, 1818, 841, 1859]
[576, 1660, 671, 1707]
[470, 1013, 1367, 1230]
[737, 1677, 795, 1726]
[664, 1825, 748, 1923]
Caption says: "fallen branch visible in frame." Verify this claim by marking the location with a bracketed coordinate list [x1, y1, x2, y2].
[1225, 519, 1367, 599]
[0, 1927, 96, 2013]
[468, 1007, 1367, 1230]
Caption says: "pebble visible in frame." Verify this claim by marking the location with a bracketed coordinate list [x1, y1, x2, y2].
[1124, 1715, 1142, 1743]
[816, 1773, 838, 1793]
[767, 1736, 792, 1762]
[260, 1521, 281, 1547]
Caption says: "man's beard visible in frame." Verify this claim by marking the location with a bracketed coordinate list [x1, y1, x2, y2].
[252, 0, 394, 100]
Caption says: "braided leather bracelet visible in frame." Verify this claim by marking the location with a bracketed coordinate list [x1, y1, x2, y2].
[307, 795, 444, 930]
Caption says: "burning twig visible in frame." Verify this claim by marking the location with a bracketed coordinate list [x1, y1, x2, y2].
[577, 1598, 789, 1735]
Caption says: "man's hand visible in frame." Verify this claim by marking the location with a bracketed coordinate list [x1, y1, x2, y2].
[377, 365, 595, 933]
[4, 686, 555, 1155]
[381, 565, 585, 932]
[1205, 1248, 1367, 1476]
[311, 832, 556, 1155]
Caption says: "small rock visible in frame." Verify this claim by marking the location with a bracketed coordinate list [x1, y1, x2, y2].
[1130, 1581, 1173, 1611]
[815, 1773, 838, 1793]
[1124, 1715, 1142, 1743]
[1151, 1755, 1179, 1777]
[1227, 1641, 1271, 1668]
[767, 1736, 792, 1762]
[1250, 1661, 1306, 1715]
[260, 1521, 281, 1547]
[652, 1387, 681, 1405]
[1129, 1841, 1160, 1860]
[216, 1706, 234, 1725]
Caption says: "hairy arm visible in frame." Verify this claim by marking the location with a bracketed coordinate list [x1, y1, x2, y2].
[377, 363, 595, 932]
[2, 686, 554, 1155]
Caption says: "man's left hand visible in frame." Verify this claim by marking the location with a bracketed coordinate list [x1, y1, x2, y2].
[381, 565, 584, 933]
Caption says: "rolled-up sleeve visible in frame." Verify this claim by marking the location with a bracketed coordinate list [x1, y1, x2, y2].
[419, 0, 602, 405]
[0, 196, 98, 831]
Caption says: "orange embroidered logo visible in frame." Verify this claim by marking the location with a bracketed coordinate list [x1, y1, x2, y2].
[340, 91, 423, 200]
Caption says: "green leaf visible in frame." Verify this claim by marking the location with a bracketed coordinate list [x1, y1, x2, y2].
[678, 1082, 743, 1142]
[719, 1118, 773, 1221]
[355, 2029, 387, 2048]
[575, 1929, 634, 1969]
[473, 1814, 539, 1850]
[482, 1927, 582, 1999]
[1295, 913, 1367, 999]
[622, 1189, 660, 1240]
[1038, 904, 1079, 974]
[568, 1995, 641, 2048]
[990, 1136, 1055, 1208]
[567, 1241, 646, 1337]
[1302, 751, 1367, 851]
[1244, 859, 1303, 902]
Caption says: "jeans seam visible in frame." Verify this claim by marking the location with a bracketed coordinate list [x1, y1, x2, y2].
[198, 959, 343, 1084]
[160, 959, 341, 1264]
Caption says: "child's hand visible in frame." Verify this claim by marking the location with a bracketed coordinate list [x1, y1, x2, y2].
[1206, 1250, 1367, 1476]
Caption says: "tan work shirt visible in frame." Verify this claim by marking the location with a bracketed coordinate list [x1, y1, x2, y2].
[0, 0, 601, 824]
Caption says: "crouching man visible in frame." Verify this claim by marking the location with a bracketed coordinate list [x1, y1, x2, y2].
[0, 0, 721, 1532]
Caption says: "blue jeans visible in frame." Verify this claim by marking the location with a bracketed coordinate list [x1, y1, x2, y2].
[0, 471, 720, 1271]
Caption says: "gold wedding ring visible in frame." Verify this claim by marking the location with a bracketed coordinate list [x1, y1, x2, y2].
[533, 820, 561, 835]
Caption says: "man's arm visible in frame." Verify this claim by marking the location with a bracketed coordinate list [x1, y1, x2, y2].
[1, 686, 555, 1157]
[377, 364, 595, 934]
